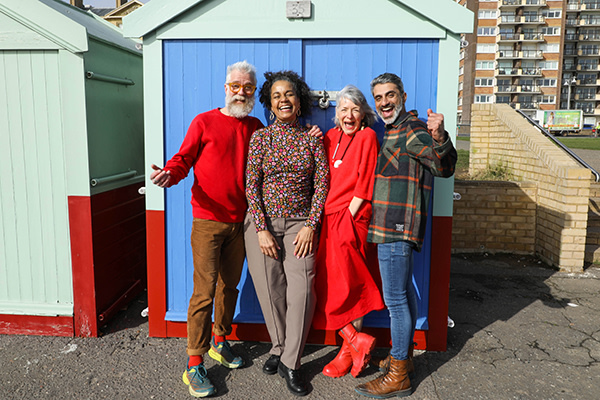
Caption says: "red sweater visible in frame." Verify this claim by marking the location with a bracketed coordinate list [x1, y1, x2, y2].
[323, 127, 379, 215]
[164, 108, 264, 223]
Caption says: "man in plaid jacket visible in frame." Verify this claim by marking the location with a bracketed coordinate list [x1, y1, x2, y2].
[355, 73, 457, 399]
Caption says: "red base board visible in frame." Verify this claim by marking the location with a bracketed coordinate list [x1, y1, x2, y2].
[157, 320, 428, 350]
[0, 314, 74, 337]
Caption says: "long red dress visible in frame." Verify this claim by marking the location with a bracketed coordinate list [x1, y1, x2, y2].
[312, 127, 385, 330]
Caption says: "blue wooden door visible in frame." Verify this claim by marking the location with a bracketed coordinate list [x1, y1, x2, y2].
[163, 39, 439, 331]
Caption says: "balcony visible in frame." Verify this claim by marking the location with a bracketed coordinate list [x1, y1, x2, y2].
[496, 32, 544, 42]
[580, 18, 600, 26]
[521, 15, 545, 24]
[522, 50, 543, 59]
[498, 50, 519, 58]
[500, 0, 546, 6]
[564, 64, 578, 71]
[521, 67, 542, 76]
[580, 33, 600, 40]
[496, 67, 520, 76]
[565, 48, 578, 56]
[574, 93, 597, 100]
[496, 85, 518, 93]
[520, 85, 541, 93]
[582, 2, 600, 11]
[577, 63, 600, 71]
[565, 33, 579, 41]
[522, 32, 544, 41]
[579, 48, 600, 56]
[512, 101, 540, 110]
[577, 78, 600, 85]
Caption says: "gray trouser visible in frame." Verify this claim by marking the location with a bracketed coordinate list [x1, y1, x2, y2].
[244, 214, 316, 370]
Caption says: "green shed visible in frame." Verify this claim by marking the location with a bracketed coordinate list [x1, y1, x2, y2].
[0, 0, 146, 337]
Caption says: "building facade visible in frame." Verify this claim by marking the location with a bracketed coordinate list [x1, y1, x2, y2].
[457, 0, 600, 132]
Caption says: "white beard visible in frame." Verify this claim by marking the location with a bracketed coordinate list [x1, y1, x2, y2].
[379, 98, 403, 125]
[225, 93, 255, 119]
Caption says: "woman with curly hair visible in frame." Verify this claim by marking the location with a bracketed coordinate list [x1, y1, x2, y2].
[244, 70, 329, 396]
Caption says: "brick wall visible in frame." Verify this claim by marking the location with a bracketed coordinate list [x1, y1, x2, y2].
[453, 181, 537, 254]
[462, 104, 593, 273]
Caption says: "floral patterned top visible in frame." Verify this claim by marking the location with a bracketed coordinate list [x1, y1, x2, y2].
[246, 119, 329, 232]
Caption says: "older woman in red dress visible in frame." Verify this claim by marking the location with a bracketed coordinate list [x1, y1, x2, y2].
[313, 85, 385, 378]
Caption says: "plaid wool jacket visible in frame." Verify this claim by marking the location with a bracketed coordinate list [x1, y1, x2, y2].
[367, 110, 457, 250]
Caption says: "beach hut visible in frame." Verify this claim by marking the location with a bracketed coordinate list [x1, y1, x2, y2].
[0, 0, 145, 337]
[123, 0, 472, 350]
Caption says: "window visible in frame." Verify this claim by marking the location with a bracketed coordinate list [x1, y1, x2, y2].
[478, 10, 497, 19]
[539, 61, 558, 70]
[578, 73, 597, 84]
[543, 43, 559, 53]
[575, 102, 594, 113]
[475, 78, 494, 86]
[541, 27, 560, 36]
[477, 43, 495, 53]
[476, 61, 495, 70]
[459, 66, 464, 75]
[542, 9, 561, 19]
[496, 95, 510, 104]
[475, 95, 493, 103]
[576, 87, 596, 99]
[536, 79, 557, 87]
[579, 59, 599, 70]
[477, 27, 497, 36]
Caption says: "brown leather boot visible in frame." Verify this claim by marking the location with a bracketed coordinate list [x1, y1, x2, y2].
[339, 324, 376, 378]
[355, 356, 412, 398]
[322, 340, 352, 378]
[371, 343, 415, 376]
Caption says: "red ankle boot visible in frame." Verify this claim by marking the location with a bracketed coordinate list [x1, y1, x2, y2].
[339, 324, 376, 377]
[322, 340, 352, 378]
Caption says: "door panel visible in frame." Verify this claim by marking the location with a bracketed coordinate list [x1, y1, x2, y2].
[162, 38, 439, 330]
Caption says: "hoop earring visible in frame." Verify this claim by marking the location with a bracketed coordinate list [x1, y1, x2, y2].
[297, 109, 301, 116]
[269, 110, 275, 121]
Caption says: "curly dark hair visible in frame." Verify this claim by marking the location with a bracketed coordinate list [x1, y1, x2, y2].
[259, 70, 312, 118]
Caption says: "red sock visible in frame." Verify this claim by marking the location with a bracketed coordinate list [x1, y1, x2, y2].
[214, 335, 226, 344]
[188, 355, 203, 368]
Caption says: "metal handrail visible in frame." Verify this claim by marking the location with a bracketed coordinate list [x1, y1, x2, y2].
[516, 110, 600, 182]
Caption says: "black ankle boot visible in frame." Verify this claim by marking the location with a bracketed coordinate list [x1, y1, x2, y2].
[278, 362, 308, 396]
[263, 355, 280, 375]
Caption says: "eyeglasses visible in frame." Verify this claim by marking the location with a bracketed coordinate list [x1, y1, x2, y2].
[226, 82, 256, 95]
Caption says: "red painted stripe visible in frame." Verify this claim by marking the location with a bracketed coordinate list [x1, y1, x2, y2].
[427, 216, 453, 351]
[68, 196, 98, 337]
[147, 210, 168, 337]
[0, 314, 74, 336]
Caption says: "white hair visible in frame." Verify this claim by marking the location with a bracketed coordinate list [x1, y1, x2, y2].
[226, 60, 257, 84]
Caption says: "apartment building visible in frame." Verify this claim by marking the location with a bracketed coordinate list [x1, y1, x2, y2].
[457, 0, 600, 132]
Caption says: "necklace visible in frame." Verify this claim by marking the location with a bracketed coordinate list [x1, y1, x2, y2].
[331, 129, 355, 168]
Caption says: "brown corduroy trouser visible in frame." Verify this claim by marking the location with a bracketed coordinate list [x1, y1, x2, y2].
[186, 218, 245, 356]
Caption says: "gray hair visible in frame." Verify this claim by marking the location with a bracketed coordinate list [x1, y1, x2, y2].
[370, 72, 404, 95]
[226, 60, 257, 85]
[334, 85, 378, 128]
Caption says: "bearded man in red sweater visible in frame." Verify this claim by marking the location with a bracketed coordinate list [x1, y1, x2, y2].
[150, 61, 263, 398]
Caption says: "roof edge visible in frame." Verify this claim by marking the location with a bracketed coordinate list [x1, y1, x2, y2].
[123, 0, 473, 39]
[0, 0, 88, 53]
[123, 0, 204, 38]
[396, 0, 473, 35]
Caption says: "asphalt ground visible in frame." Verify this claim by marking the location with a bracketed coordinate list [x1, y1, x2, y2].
[1, 253, 599, 399]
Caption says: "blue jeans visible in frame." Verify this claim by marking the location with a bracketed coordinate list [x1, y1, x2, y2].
[378, 241, 418, 360]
